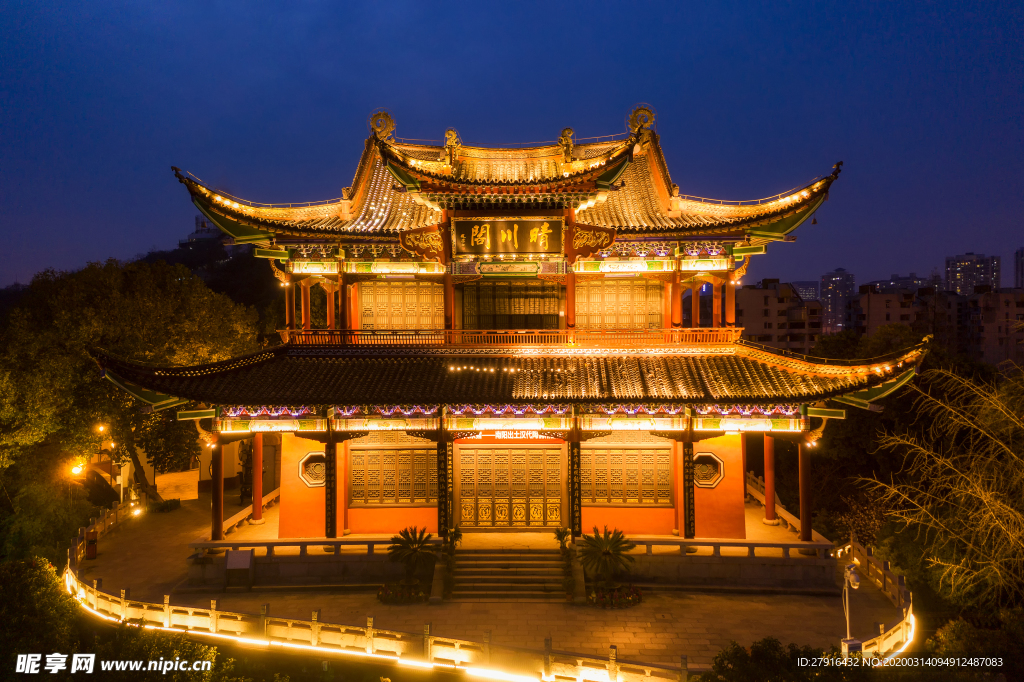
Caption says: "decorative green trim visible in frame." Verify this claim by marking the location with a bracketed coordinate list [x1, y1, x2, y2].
[833, 367, 917, 410]
[596, 158, 631, 191]
[806, 407, 846, 419]
[385, 160, 421, 191]
[193, 199, 275, 244]
[103, 370, 187, 411]
[177, 409, 216, 421]
[254, 248, 291, 259]
[732, 244, 766, 256]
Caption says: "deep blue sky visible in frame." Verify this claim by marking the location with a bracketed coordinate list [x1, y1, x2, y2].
[3, 2, 1022, 287]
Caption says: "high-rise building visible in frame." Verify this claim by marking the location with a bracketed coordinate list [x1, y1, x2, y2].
[945, 252, 1001, 295]
[1015, 247, 1024, 289]
[791, 280, 819, 301]
[863, 273, 930, 293]
[820, 268, 856, 333]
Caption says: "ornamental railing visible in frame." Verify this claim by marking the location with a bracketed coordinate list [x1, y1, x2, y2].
[745, 473, 915, 660]
[63, 565, 690, 679]
[278, 327, 744, 348]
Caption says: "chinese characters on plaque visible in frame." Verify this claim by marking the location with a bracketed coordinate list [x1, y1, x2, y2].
[452, 218, 563, 256]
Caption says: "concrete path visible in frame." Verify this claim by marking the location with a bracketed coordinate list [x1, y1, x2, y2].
[77, 497, 901, 669]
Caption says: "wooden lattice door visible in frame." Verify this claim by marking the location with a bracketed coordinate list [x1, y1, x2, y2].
[458, 446, 562, 527]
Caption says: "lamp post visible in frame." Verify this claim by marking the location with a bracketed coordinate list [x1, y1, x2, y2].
[842, 562, 862, 657]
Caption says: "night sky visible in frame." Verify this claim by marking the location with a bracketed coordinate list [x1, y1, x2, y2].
[3, 2, 1022, 288]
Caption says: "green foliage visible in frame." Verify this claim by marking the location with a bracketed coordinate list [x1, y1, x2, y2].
[578, 526, 635, 588]
[0, 260, 258, 562]
[0, 558, 81, 668]
[137, 411, 201, 475]
[865, 367, 1024, 607]
[386, 526, 435, 584]
[553, 527, 570, 551]
[93, 624, 216, 681]
[2, 461, 98, 565]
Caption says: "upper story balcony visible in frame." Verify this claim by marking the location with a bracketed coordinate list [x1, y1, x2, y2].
[277, 327, 745, 349]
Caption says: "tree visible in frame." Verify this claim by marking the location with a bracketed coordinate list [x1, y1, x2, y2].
[578, 526, 635, 588]
[0, 259, 258, 493]
[865, 367, 1024, 608]
[0, 260, 258, 564]
[386, 527, 435, 585]
[0, 558, 81, 666]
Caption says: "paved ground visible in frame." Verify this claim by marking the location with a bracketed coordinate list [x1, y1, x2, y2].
[78, 496, 900, 669]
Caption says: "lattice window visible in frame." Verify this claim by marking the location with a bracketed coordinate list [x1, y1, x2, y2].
[576, 280, 663, 329]
[349, 447, 437, 505]
[581, 445, 672, 505]
[358, 281, 443, 330]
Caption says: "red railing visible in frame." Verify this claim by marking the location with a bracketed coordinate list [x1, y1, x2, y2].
[278, 328, 744, 348]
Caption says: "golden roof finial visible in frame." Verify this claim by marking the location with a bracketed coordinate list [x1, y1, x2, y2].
[368, 109, 395, 142]
[627, 104, 656, 134]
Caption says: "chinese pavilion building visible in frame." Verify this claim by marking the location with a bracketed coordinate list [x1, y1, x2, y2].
[95, 107, 925, 545]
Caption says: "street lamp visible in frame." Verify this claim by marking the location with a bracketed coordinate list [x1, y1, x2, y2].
[842, 562, 862, 656]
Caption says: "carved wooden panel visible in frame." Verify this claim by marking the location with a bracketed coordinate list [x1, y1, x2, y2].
[359, 281, 443, 330]
[580, 445, 673, 505]
[576, 280, 663, 329]
[349, 447, 437, 504]
[458, 446, 562, 527]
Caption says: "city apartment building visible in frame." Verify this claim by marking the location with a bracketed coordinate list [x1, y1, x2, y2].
[820, 268, 855, 333]
[945, 252, 1001, 295]
[736, 279, 823, 353]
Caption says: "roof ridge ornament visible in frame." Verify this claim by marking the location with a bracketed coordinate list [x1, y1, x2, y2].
[368, 109, 396, 142]
[627, 104, 656, 134]
[558, 127, 575, 163]
[444, 128, 462, 166]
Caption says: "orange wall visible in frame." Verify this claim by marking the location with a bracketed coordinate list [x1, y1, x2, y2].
[347, 507, 436, 535]
[693, 433, 746, 539]
[582, 506, 676, 536]
[279, 433, 326, 538]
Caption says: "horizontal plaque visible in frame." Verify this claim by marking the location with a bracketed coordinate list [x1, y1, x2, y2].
[452, 218, 563, 256]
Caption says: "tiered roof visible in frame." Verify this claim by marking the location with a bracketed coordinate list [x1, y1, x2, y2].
[92, 340, 926, 408]
[173, 107, 841, 243]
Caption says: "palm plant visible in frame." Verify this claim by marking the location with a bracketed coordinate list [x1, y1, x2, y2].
[579, 526, 636, 588]
[387, 526, 434, 585]
[553, 527, 571, 551]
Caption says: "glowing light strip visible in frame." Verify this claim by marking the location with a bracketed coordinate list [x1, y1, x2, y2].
[65, 572, 544, 682]
[835, 544, 916, 664]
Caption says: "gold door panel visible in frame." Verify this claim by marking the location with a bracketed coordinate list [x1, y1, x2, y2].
[458, 446, 562, 527]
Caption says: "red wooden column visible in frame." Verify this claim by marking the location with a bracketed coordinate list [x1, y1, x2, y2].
[565, 209, 576, 329]
[670, 273, 682, 328]
[338, 278, 348, 331]
[211, 441, 224, 541]
[725, 279, 736, 326]
[285, 283, 296, 330]
[799, 441, 812, 542]
[339, 440, 349, 535]
[712, 281, 722, 327]
[690, 285, 701, 328]
[250, 434, 264, 524]
[763, 434, 778, 525]
[325, 287, 336, 330]
[441, 211, 455, 331]
[300, 283, 311, 331]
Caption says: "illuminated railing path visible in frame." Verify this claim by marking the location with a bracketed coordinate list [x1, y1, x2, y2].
[746, 471, 916, 660]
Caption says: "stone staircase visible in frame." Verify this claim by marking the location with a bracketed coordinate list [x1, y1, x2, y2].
[450, 548, 565, 601]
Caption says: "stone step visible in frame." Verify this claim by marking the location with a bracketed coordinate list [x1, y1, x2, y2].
[456, 548, 562, 556]
[454, 561, 561, 573]
[457, 561, 562, 571]
[451, 575, 563, 585]
[454, 582, 564, 593]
